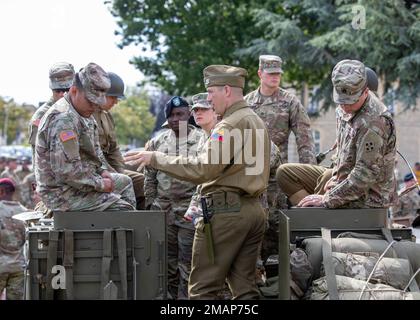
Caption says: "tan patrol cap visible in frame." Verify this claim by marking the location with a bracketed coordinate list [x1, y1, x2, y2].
[331, 59, 367, 104]
[191, 93, 211, 111]
[203, 65, 247, 89]
[49, 62, 75, 90]
[259, 55, 283, 74]
[78, 62, 111, 106]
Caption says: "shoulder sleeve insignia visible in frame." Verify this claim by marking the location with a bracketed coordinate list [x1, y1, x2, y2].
[210, 129, 224, 142]
[59, 130, 77, 142]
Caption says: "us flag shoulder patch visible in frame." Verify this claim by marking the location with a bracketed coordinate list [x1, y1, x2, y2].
[59, 130, 76, 142]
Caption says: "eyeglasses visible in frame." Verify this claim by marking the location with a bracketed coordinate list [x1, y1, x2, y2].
[53, 88, 70, 93]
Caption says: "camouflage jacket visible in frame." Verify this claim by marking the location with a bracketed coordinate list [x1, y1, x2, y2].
[93, 110, 125, 174]
[245, 87, 316, 164]
[20, 172, 36, 209]
[144, 126, 203, 228]
[323, 93, 397, 209]
[28, 97, 55, 158]
[15, 167, 31, 182]
[35, 95, 114, 211]
[0, 200, 28, 274]
[392, 189, 420, 218]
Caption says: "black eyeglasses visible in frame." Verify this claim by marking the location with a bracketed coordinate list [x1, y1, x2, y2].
[53, 88, 70, 93]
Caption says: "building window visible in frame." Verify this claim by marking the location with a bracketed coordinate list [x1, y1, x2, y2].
[312, 129, 321, 154]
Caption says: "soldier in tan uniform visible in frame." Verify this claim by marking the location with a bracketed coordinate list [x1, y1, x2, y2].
[92, 72, 145, 209]
[125, 65, 270, 299]
[277, 59, 397, 209]
[28, 62, 75, 158]
[0, 178, 28, 300]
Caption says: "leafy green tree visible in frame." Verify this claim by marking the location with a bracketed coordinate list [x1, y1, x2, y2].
[240, 0, 420, 109]
[0, 97, 34, 145]
[107, 0, 276, 95]
[111, 89, 156, 146]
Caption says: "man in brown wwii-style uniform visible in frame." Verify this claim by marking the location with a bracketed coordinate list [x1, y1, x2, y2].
[276, 59, 397, 209]
[125, 65, 270, 299]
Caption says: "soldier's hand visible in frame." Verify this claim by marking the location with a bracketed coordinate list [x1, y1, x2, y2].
[102, 178, 114, 192]
[124, 151, 154, 172]
[298, 194, 325, 207]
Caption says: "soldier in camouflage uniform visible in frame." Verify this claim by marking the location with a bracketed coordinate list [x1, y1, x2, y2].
[0, 178, 28, 300]
[29, 62, 75, 158]
[20, 172, 36, 209]
[392, 173, 420, 223]
[245, 55, 314, 259]
[0, 156, 23, 204]
[144, 96, 204, 299]
[35, 63, 136, 212]
[15, 157, 32, 182]
[277, 59, 397, 209]
[93, 72, 145, 209]
[245, 55, 316, 165]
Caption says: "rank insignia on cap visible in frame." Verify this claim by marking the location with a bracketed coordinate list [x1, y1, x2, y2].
[173, 97, 181, 106]
[205, 78, 210, 85]
[33, 119, 41, 127]
[210, 129, 224, 142]
[60, 130, 77, 142]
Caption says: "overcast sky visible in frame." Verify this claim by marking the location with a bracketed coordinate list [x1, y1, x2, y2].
[0, 0, 144, 105]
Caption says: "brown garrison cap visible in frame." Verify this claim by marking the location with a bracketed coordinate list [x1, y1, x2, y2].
[203, 65, 248, 89]
[78, 62, 111, 106]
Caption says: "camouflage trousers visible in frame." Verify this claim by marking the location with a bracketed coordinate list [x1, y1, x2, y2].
[124, 170, 145, 210]
[260, 180, 287, 262]
[0, 272, 24, 300]
[56, 172, 136, 211]
[167, 224, 194, 300]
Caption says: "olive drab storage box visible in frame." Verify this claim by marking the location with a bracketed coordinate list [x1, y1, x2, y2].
[27, 210, 167, 300]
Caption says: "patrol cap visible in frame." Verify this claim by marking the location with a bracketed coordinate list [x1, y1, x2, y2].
[78, 62, 111, 106]
[259, 55, 283, 74]
[404, 173, 414, 182]
[191, 93, 211, 111]
[331, 59, 367, 105]
[49, 62, 75, 90]
[164, 96, 190, 119]
[0, 178, 16, 192]
[366, 67, 378, 92]
[203, 65, 247, 89]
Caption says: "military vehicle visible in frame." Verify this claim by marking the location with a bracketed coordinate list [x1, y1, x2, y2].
[272, 207, 420, 300]
[21, 210, 167, 300]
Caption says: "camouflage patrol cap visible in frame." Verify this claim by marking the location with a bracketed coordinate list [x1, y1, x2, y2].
[49, 62, 75, 90]
[331, 59, 367, 104]
[78, 63, 111, 106]
[259, 55, 283, 74]
[191, 93, 211, 111]
[203, 65, 247, 89]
